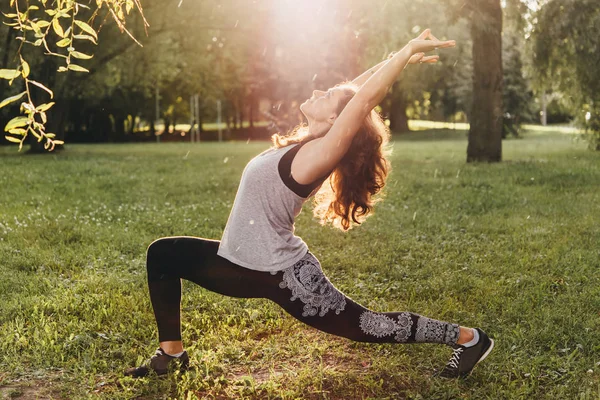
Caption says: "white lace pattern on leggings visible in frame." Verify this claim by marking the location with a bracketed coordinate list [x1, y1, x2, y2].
[359, 311, 414, 342]
[279, 252, 347, 317]
[415, 316, 460, 345]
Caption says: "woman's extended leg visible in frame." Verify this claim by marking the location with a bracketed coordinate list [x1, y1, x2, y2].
[266, 251, 492, 378]
[266, 251, 462, 346]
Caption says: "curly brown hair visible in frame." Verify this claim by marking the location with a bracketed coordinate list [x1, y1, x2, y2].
[271, 82, 392, 231]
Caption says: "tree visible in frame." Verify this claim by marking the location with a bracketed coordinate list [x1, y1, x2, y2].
[502, 0, 536, 137]
[464, 0, 504, 162]
[531, 0, 600, 150]
[1, 0, 147, 152]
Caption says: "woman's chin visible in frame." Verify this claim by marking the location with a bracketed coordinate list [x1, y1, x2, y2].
[299, 103, 309, 116]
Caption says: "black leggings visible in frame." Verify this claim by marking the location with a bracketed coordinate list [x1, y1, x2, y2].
[146, 236, 460, 346]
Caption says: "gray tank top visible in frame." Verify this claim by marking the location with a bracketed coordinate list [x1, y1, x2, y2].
[217, 141, 330, 272]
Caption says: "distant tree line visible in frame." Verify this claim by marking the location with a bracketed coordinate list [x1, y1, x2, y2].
[1, 0, 598, 157]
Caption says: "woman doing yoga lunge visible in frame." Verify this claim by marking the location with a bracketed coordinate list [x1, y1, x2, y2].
[125, 29, 494, 380]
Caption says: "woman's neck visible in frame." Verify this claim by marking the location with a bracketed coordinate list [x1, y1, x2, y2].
[306, 119, 330, 139]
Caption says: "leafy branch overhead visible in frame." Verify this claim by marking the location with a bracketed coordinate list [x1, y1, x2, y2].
[0, 0, 146, 151]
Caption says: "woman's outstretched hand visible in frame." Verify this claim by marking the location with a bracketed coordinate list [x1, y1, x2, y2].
[408, 28, 455, 56]
[408, 53, 439, 65]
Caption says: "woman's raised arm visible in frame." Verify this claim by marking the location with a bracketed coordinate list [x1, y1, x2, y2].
[351, 32, 443, 87]
[302, 29, 454, 181]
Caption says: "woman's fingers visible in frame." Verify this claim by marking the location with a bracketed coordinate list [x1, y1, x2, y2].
[408, 53, 425, 64]
[427, 31, 440, 41]
[420, 55, 439, 63]
[418, 28, 431, 40]
[434, 40, 456, 49]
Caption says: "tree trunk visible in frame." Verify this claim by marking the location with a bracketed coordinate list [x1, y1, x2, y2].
[541, 91, 547, 126]
[388, 85, 409, 133]
[237, 96, 244, 129]
[150, 120, 156, 137]
[236, 96, 242, 130]
[467, 0, 503, 163]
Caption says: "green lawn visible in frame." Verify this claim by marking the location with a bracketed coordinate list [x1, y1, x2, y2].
[0, 129, 599, 399]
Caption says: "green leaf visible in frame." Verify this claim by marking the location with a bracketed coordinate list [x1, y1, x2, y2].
[21, 59, 30, 78]
[29, 21, 42, 35]
[45, 9, 57, 16]
[56, 38, 71, 47]
[4, 135, 22, 144]
[29, 80, 54, 98]
[0, 91, 27, 109]
[0, 69, 21, 80]
[33, 39, 43, 46]
[45, 133, 56, 138]
[37, 20, 51, 28]
[73, 34, 97, 44]
[31, 129, 42, 140]
[5, 116, 29, 131]
[36, 102, 55, 112]
[8, 128, 27, 135]
[67, 64, 89, 73]
[74, 20, 97, 39]
[52, 18, 64, 37]
[57, 66, 68, 72]
[70, 51, 93, 60]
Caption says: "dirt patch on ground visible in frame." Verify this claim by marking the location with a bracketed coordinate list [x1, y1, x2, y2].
[0, 374, 68, 400]
[0, 384, 52, 400]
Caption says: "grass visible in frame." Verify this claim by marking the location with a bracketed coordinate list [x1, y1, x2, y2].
[0, 128, 599, 399]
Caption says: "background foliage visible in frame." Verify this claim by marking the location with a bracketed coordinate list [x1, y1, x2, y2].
[5, 0, 598, 152]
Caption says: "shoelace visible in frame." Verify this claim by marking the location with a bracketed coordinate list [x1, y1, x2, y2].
[446, 347, 464, 369]
[150, 348, 166, 360]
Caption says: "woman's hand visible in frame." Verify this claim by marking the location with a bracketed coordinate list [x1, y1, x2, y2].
[408, 28, 455, 55]
[407, 53, 439, 65]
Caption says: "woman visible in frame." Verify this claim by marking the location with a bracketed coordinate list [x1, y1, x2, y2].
[125, 29, 493, 380]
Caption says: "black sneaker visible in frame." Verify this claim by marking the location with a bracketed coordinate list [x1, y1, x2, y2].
[124, 347, 189, 378]
[438, 328, 494, 379]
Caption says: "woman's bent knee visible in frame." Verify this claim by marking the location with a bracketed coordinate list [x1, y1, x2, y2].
[146, 237, 175, 277]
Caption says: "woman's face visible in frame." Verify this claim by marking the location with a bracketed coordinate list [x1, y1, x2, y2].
[300, 88, 343, 125]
